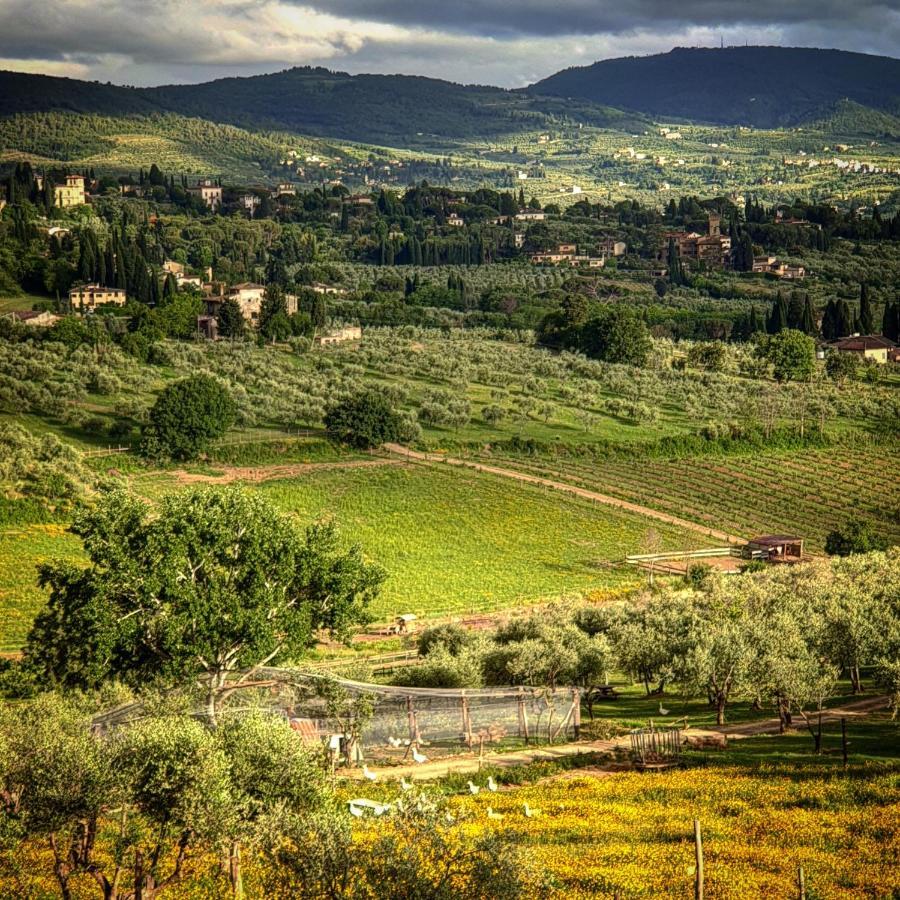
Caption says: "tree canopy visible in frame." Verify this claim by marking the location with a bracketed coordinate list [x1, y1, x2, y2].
[24, 487, 385, 717]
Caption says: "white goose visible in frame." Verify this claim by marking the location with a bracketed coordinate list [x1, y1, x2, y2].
[658, 702, 670, 716]
[467, 780, 481, 795]
[400, 777, 413, 791]
[487, 776, 498, 792]
[487, 807, 504, 820]
[411, 747, 428, 764]
[362, 764, 378, 782]
[523, 802, 541, 818]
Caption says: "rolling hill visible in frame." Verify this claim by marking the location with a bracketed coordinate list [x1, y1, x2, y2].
[0, 67, 647, 147]
[528, 46, 900, 128]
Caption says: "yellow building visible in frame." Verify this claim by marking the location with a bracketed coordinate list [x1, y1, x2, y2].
[54, 175, 86, 208]
[68, 284, 127, 312]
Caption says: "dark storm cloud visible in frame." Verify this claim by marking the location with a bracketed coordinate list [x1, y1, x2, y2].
[296, 0, 900, 40]
[0, 0, 896, 87]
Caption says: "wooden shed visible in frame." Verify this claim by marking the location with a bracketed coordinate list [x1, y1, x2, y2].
[745, 535, 804, 562]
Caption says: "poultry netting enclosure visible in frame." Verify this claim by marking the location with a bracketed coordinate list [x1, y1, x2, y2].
[92, 667, 581, 763]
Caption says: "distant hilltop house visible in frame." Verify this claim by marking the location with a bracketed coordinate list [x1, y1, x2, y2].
[828, 334, 898, 364]
[206, 283, 298, 327]
[751, 256, 806, 279]
[187, 178, 223, 210]
[661, 212, 731, 268]
[515, 209, 546, 222]
[5, 309, 61, 328]
[599, 237, 627, 257]
[273, 183, 296, 198]
[69, 284, 127, 312]
[446, 212, 464, 227]
[162, 260, 184, 276]
[314, 325, 362, 346]
[310, 282, 346, 295]
[54, 174, 86, 208]
[531, 243, 605, 268]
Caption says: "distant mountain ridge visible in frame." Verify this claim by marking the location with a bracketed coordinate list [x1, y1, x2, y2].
[0, 46, 898, 145]
[528, 46, 900, 128]
[0, 67, 647, 146]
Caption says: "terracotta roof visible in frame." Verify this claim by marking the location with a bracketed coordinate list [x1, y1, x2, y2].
[830, 335, 896, 352]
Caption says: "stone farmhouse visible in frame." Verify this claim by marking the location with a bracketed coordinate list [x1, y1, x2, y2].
[661, 213, 731, 268]
[828, 335, 898, 364]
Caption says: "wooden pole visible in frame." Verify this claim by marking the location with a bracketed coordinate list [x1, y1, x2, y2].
[797, 865, 806, 900]
[841, 717, 848, 768]
[694, 819, 704, 900]
[572, 688, 581, 740]
[461, 695, 472, 747]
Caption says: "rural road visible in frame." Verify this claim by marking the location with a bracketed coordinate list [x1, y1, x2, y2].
[138, 457, 402, 486]
[345, 695, 891, 782]
[383, 444, 747, 545]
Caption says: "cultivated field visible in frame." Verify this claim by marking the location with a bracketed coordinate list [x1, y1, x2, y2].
[484, 444, 900, 551]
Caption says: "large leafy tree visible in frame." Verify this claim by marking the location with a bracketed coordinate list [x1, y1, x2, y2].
[324, 391, 406, 449]
[142, 374, 236, 460]
[578, 307, 652, 366]
[760, 328, 815, 382]
[25, 488, 384, 719]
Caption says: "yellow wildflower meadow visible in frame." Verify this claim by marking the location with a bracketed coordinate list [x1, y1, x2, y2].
[450, 767, 900, 899]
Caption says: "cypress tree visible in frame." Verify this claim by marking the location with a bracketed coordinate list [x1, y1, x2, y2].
[748, 306, 762, 335]
[859, 282, 874, 334]
[881, 302, 899, 342]
[163, 272, 178, 300]
[801, 295, 816, 336]
[837, 300, 852, 337]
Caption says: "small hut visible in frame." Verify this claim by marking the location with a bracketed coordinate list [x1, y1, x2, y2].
[744, 535, 804, 563]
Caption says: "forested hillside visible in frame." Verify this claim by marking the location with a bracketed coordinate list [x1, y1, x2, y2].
[0, 67, 647, 146]
[528, 46, 900, 128]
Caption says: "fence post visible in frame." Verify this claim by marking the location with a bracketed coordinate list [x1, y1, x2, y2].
[841, 718, 848, 768]
[797, 865, 806, 900]
[693, 819, 704, 900]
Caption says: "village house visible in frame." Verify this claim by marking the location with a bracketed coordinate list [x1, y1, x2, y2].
[225, 283, 266, 324]
[446, 212, 465, 227]
[162, 260, 184, 276]
[68, 284, 127, 312]
[54, 175, 86, 208]
[514, 233, 526, 249]
[515, 209, 546, 222]
[314, 325, 362, 346]
[187, 178, 223, 210]
[828, 334, 898, 364]
[5, 310, 62, 328]
[752, 256, 806, 279]
[661, 213, 731, 268]
[310, 283, 347, 295]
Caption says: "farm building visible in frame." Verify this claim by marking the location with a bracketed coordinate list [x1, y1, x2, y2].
[828, 335, 898, 364]
[744, 535, 804, 562]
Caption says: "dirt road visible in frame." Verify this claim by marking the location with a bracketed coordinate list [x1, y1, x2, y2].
[383, 444, 747, 545]
[149, 457, 402, 486]
[344, 695, 890, 781]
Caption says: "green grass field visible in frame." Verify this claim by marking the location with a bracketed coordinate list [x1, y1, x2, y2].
[0, 524, 84, 652]
[252, 462, 702, 620]
[0, 460, 704, 651]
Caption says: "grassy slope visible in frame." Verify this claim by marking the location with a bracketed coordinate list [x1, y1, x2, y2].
[245, 464, 701, 619]
[0, 458, 704, 650]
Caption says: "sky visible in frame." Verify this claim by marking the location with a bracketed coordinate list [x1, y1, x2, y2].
[0, 0, 898, 88]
